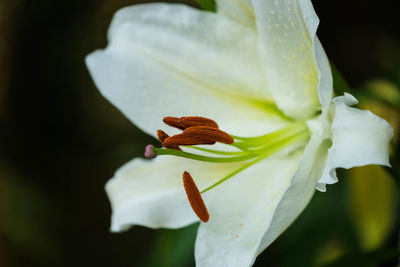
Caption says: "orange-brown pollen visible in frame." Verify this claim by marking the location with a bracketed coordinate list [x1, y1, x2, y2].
[148, 116, 310, 224]
[156, 129, 169, 143]
[159, 116, 233, 150]
[155, 116, 234, 223]
[163, 116, 219, 130]
[157, 129, 181, 151]
[183, 171, 209, 223]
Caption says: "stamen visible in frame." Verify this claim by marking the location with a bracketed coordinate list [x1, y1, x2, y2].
[163, 117, 183, 129]
[162, 126, 233, 148]
[184, 126, 233, 144]
[157, 130, 181, 151]
[201, 131, 310, 193]
[180, 116, 219, 129]
[162, 133, 215, 149]
[163, 116, 218, 130]
[148, 116, 311, 196]
[155, 130, 309, 165]
[157, 130, 169, 143]
[187, 146, 244, 155]
[183, 171, 209, 222]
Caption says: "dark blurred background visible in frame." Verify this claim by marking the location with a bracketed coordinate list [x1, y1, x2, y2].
[1, 0, 400, 266]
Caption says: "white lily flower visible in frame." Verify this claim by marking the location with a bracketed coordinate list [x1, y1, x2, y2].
[86, 0, 393, 266]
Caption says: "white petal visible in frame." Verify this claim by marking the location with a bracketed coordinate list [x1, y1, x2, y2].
[250, 0, 332, 119]
[317, 95, 393, 190]
[86, 3, 286, 138]
[333, 92, 358, 106]
[195, 152, 302, 267]
[216, 0, 255, 27]
[107, 156, 243, 231]
[256, 130, 331, 255]
[314, 37, 333, 113]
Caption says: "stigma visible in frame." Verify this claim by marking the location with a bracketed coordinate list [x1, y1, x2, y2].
[144, 116, 311, 223]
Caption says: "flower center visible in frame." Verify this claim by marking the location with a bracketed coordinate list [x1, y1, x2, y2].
[144, 116, 310, 222]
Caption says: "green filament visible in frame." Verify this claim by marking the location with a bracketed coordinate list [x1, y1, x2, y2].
[186, 146, 244, 156]
[200, 155, 267, 194]
[152, 120, 310, 192]
[200, 131, 309, 193]
[231, 121, 308, 148]
[153, 128, 309, 164]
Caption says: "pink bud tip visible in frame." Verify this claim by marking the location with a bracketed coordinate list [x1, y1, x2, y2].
[144, 145, 157, 159]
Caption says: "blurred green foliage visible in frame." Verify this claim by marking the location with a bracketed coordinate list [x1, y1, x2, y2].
[330, 63, 352, 96]
[195, 0, 216, 12]
[348, 166, 397, 251]
[0, 0, 399, 266]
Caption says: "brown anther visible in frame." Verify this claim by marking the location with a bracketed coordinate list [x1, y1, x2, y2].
[183, 171, 209, 223]
[157, 129, 181, 151]
[180, 116, 219, 129]
[163, 116, 219, 130]
[162, 125, 233, 148]
[162, 133, 215, 149]
[184, 126, 234, 144]
[163, 117, 184, 130]
[157, 130, 169, 143]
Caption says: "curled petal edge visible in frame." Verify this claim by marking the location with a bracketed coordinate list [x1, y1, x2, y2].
[316, 93, 393, 192]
